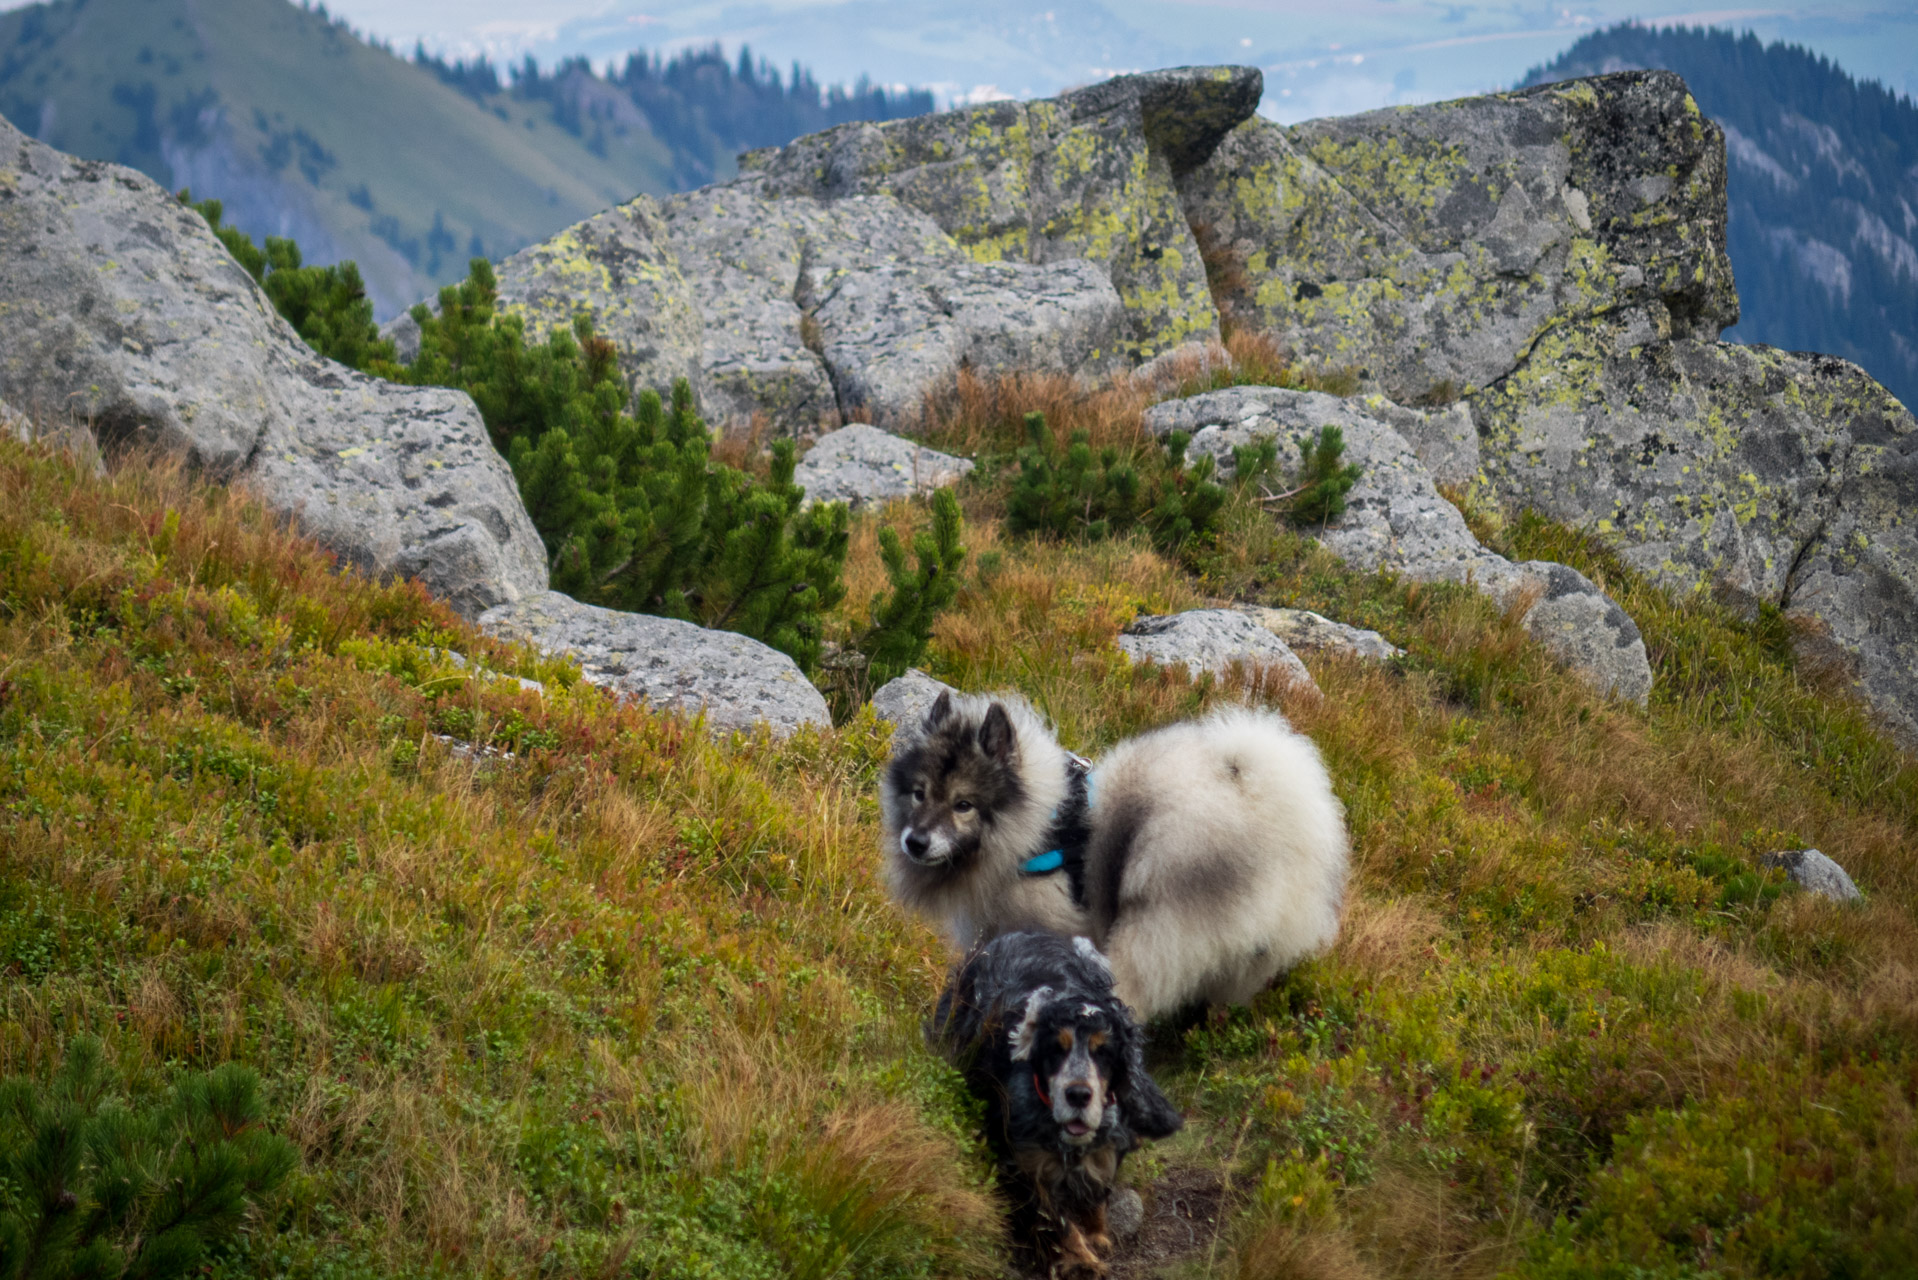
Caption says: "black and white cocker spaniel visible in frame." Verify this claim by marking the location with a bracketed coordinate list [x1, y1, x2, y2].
[930, 931, 1183, 1278]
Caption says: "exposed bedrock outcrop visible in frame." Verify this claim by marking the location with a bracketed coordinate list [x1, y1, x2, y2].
[1468, 309, 1918, 747]
[1178, 71, 1737, 405]
[1147, 388, 1654, 706]
[738, 66, 1263, 362]
[0, 116, 548, 619]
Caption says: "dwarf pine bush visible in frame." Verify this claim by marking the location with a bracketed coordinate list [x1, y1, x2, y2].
[0, 1040, 298, 1280]
[1006, 411, 1275, 552]
[184, 195, 395, 371]
[183, 202, 970, 676]
[380, 260, 853, 671]
[857, 488, 967, 687]
[1280, 425, 1361, 527]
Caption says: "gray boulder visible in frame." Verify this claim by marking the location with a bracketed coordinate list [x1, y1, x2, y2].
[793, 425, 974, 510]
[669, 190, 1127, 433]
[658, 188, 846, 431]
[869, 668, 962, 729]
[1761, 849, 1862, 903]
[1236, 606, 1403, 661]
[0, 118, 547, 619]
[491, 196, 705, 405]
[0, 395, 104, 474]
[1470, 310, 1918, 747]
[739, 66, 1264, 359]
[478, 591, 829, 737]
[1146, 388, 1652, 705]
[1117, 609, 1317, 690]
[807, 256, 1126, 430]
[1178, 71, 1736, 404]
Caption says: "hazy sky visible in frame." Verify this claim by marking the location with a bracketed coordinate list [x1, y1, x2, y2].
[307, 0, 1917, 121]
[10, 0, 1910, 121]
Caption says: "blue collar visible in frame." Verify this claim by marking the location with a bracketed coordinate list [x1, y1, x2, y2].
[1020, 848, 1066, 876]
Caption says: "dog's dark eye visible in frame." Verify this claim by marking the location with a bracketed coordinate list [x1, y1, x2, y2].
[912, 786, 926, 802]
[953, 800, 974, 813]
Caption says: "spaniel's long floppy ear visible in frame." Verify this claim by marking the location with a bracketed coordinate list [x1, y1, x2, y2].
[1114, 1014, 1184, 1139]
[1008, 987, 1055, 1062]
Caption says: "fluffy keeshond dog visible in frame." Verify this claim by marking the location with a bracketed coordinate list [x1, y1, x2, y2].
[881, 690, 1348, 1020]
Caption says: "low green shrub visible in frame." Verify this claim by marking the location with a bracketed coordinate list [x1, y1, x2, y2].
[1274, 425, 1361, 527]
[857, 488, 967, 688]
[379, 261, 853, 669]
[183, 195, 394, 372]
[0, 1040, 298, 1280]
[179, 206, 973, 676]
[1005, 411, 1274, 552]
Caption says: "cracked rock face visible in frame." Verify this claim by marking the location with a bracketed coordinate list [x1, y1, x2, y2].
[792, 425, 973, 509]
[659, 189, 1127, 433]
[479, 591, 830, 737]
[738, 66, 1263, 360]
[1118, 609, 1318, 691]
[489, 196, 705, 408]
[1147, 387, 1653, 705]
[1179, 71, 1736, 405]
[1469, 308, 1918, 747]
[0, 117, 548, 619]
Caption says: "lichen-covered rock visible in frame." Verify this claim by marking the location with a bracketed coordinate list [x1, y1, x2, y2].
[659, 188, 841, 430]
[792, 425, 973, 509]
[1179, 71, 1736, 404]
[656, 189, 1127, 433]
[739, 67, 1263, 359]
[807, 256, 1126, 429]
[1117, 609, 1317, 690]
[478, 591, 829, 736]
[491, 196, 705, 404]
[1147, 388, 1652, 704]
[1468, 311, 1918, 746]
[1761, 849, 1862, 903]
[0, 117, 548, 619]
[1236, 606, 1403, 661]
[869, 668, 962, 728]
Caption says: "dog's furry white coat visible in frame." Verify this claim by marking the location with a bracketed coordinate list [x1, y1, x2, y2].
[881, 694, 1348, 1020]
[1081, 706, 1348, 1018]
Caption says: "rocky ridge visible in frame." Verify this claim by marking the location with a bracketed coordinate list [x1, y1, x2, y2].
[8, 62, 1917, 744]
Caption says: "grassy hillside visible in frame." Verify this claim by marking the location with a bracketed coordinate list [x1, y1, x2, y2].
[2, 350, 1916, 1277]
[1523, 24, 1918, 410]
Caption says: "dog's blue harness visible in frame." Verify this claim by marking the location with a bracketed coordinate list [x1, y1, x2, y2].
[1020, 754, 1094, 895]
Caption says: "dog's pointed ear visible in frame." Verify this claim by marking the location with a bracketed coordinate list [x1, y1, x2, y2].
[925, 690, 952, 731]
[1116, 1020, 1184, 1139]
[980, 702, 1016, 761]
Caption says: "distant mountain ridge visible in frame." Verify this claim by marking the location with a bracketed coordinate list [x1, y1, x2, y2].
[1522, 24, 1918, 410]
[0, 0, 930, 319]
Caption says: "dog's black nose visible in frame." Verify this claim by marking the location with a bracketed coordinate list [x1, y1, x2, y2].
[904, 830, 931, 859]
[1065, 1084, 1093, 1109]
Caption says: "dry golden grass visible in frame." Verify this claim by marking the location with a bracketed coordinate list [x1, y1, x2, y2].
[5, 416, 1917, 1279]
